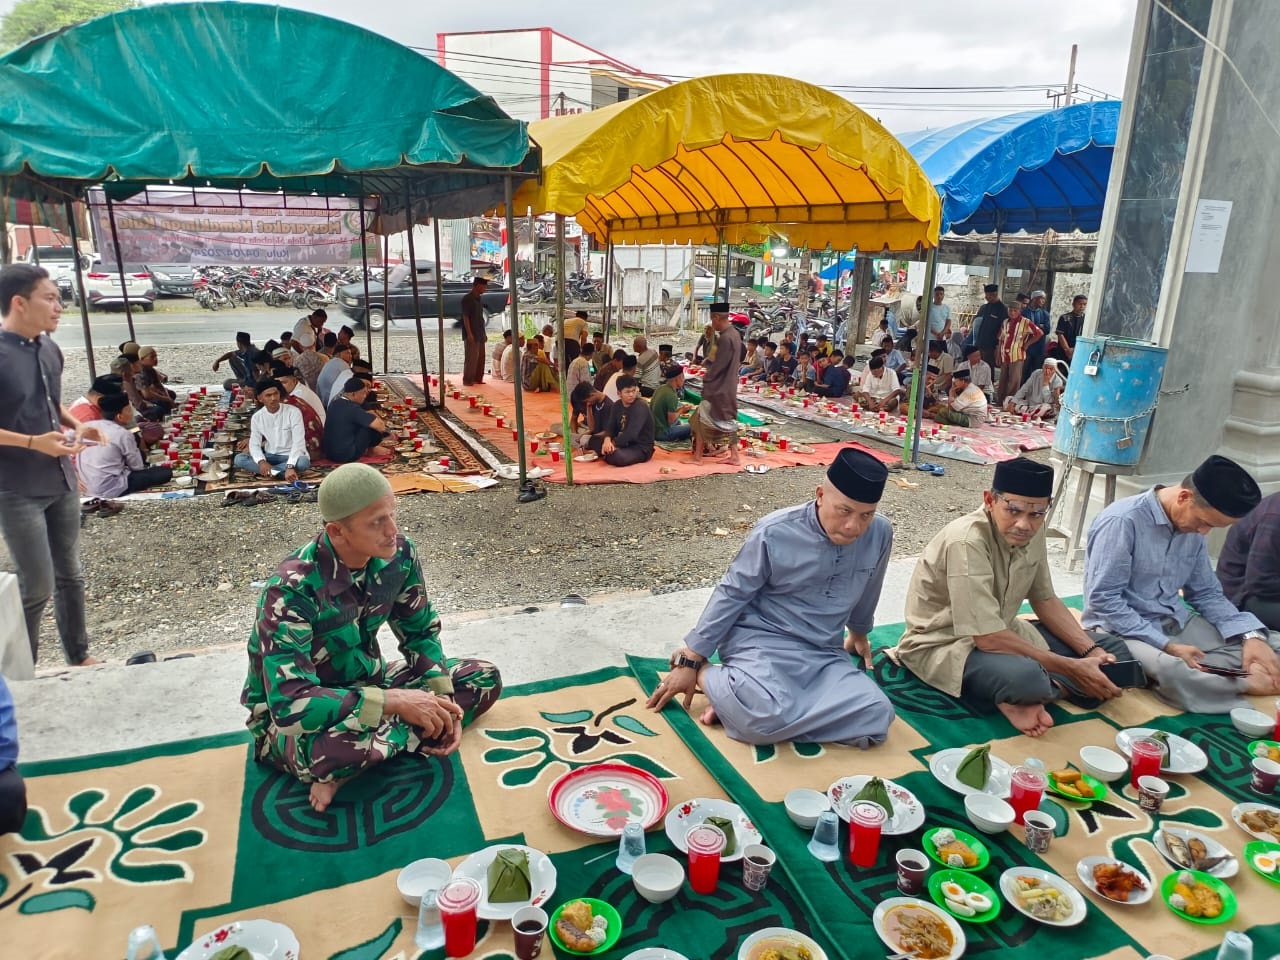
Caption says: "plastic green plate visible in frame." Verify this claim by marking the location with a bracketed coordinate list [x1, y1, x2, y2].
[929, 868, 1001, 923]
[1047, 771, 1108, 805]
[1160, 869, 1237, 925]
[549, 898, 623, 955]
[923, 826, 991, 872]
[1247, 740, 1280, 762]
[1244, 840, 1280, 885]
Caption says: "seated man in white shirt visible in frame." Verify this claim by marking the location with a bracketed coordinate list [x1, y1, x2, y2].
[501, 335, 523, 383]
[77, 394, 174, 498]
[928, 366, 988, 427]
[233, 378, 310, 481]
[854, 355, 901, 412]
[963, 344, 996, 402]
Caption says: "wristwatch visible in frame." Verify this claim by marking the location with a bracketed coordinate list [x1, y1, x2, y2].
[672, 654, 704, 670]
[1240, 631, 1267, 643]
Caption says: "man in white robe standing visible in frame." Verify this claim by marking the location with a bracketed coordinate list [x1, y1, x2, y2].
[646, 449, 895, 747]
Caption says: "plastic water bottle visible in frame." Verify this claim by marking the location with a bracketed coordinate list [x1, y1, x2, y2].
[616, 822, 646, 875]
[1215, 932, 1252, 960]
[415, 888, 445, 951]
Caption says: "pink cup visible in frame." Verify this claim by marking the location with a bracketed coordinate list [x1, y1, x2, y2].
[551, 449, 561, 463]
[469, 396, 478, 408]
[483, 404, 492, 416]
[512, 429, 519, 442]
[496, 416, 505, 428]
[759, 429, 769, 442]
[452, 390, 462, 400]
[778, 437, 789, 451]
[530, 439, 540, 453]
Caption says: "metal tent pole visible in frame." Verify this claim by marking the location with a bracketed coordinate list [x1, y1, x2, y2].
[505, 176, 529, 489]
[432, 216, 446, 407]
[357, 187, 374, 369]
[382, 231, 391, 374]
[603, 240, 615, 342]
[103, 194, 135, 342]
[991, 230, 1003, 280]
[403, 186, 431, 393]
[64, 199, 95, 380]
[555, 214, 574, 485]
[903, 246, 940, 464]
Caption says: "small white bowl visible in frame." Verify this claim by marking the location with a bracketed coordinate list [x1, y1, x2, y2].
[173, 475, 194, 487]
[395, 857, 453, 907]
[631, 853, 684, 903]
[783, 788, 830, 829]
[1079, 745, 1128, 783]
[964, 793, 1015, 834]
[1231, 707, 1275, 739]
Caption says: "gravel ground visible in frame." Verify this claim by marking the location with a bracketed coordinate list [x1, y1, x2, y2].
[5, 325, 1035, 664]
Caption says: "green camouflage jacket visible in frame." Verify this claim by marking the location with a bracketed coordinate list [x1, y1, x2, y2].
[242, 532, 451, 739]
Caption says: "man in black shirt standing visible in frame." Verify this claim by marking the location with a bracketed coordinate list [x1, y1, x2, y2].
[1050, 294, 1087, 369]
[0, 265, 104, 665]
[460, 276, 489, 386]
[970, 283, 1008, 373]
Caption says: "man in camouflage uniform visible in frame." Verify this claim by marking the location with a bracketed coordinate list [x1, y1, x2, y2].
[242, 463, 501, 812]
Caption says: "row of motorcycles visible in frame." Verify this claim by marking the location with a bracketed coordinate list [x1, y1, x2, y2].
[739, 294, 847, 347]
[192, 265, 375, 311]
[516, 271, 604, 304]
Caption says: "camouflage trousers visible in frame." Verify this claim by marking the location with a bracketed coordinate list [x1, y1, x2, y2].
[255, 657, 502, 783]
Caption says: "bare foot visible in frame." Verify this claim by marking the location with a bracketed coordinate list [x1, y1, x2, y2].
[74, 656, 104, 666]
[699, 705, 720, 727]
[309, 778, 346, 813]
[997, 702, 1051, 737]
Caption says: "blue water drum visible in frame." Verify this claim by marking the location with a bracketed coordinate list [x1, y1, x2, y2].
[1053, 336, 1169, 466]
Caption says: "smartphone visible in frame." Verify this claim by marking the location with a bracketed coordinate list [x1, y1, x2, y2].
[1198, 663, 1249, 679]
[1099, 659, 1147, 688]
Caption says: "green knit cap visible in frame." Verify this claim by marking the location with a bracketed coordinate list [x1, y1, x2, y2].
[319, 463, 393, 522]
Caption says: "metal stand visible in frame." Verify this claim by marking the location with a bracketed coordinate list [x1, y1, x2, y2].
[1058, 460, 1136, 570]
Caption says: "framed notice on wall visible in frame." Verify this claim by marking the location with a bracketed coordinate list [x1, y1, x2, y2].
[1184, 198, 1232, 274]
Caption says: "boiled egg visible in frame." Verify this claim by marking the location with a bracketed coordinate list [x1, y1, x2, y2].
[940, 881, 966, 902]
[945, 898, 976, 917]
[965, 891, 993, 912]
[1253, 852, 1278, 875]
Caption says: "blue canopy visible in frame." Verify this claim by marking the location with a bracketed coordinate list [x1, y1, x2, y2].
[899, 100, 1120, 235]
[818, 252, 858, 280]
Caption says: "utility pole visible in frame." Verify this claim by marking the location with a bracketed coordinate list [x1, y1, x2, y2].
[1064, 44, 1078, 106]
[555, 92, 567, 116]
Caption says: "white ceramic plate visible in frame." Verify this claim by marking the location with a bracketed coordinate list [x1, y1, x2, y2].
[872, 898, 965, 960]
[737, 927, 828, 960]
[451, 844, 558, 920]
[623, 951, 691, 960]
[827, 776, 926, 835]
[930, 747, 1013, 799]
[176, 920, 299, 960]
[1074, 856, 1153, 906]
[1232, 802, 1280, 842]
[574, 452, 599, 462]
[1153, 826, 1239, 878]
[664, 798, 761, 864]
[999, 867, 1087, 927]
[1114, 728, 1208, 775]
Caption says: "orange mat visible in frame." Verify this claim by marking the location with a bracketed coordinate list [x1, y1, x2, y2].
[408, 376, 895, 485]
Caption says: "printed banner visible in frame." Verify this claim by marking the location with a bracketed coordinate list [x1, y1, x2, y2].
[86, 188, 375, 266]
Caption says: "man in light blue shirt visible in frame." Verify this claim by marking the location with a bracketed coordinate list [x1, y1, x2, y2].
[0, 674, 25, 835]
[645, 449, 895, 747]
[926, 286, 951, 340]
[1083, 455, 1280, 712]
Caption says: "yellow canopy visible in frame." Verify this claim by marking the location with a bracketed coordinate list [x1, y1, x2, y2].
[514, 73, 941, 250]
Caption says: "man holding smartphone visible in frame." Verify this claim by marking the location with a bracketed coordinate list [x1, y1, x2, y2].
[895, 458, 1127, 738]
[1083, 455, 1280, 713]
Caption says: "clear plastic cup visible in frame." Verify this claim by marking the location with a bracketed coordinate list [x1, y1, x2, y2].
[686, 823, 726, 894]
[437, 877, 481, 958]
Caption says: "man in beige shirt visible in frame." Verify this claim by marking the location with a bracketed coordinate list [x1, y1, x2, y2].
[894, 458, 1125, 737]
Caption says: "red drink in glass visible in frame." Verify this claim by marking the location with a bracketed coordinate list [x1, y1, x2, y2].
[686, 823, 726, 894]
[1273, 699, 1280, 741]
[848, 801, 886, 867]
[437, 877, 481, 958]
[1130, 737, 1164, 789]
[1009, 767, 1047, 825]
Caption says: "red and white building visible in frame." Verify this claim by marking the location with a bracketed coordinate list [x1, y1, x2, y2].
[435, 27, 668, 123]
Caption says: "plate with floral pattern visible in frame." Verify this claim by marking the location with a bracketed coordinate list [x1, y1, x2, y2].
[828, 775, 926, 835]
[663, 797, 761, 863]
[176, 920, 298, 960]
[548, 762, 669, 838]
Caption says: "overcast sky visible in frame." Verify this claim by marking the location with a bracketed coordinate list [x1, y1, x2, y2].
[0, 0, 1139, 130]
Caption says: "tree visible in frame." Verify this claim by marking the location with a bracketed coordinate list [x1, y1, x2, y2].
[1, 0, 139, 52]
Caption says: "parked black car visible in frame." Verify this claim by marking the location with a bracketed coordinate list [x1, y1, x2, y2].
[337, 263, 509, 331]
[145, 263, 199, 296]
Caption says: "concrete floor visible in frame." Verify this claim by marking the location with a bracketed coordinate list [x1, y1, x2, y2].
[9, 549, 1084, 764]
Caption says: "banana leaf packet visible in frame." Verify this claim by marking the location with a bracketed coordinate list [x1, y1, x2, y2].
[703, 816, 737, 856]
[1149, 730, 1171, 761]
[956, 744, 992, 790]
[852, 776, 894, 817]
[488, 847, 533, 903]
[209, 948, 253, 960]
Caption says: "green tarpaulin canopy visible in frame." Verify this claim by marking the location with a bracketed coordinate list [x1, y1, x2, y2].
[0, 2, 537, 223]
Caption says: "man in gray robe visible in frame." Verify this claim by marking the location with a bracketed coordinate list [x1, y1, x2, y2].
[689, 302, 742, 464]
[646, 449, 895, 746]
